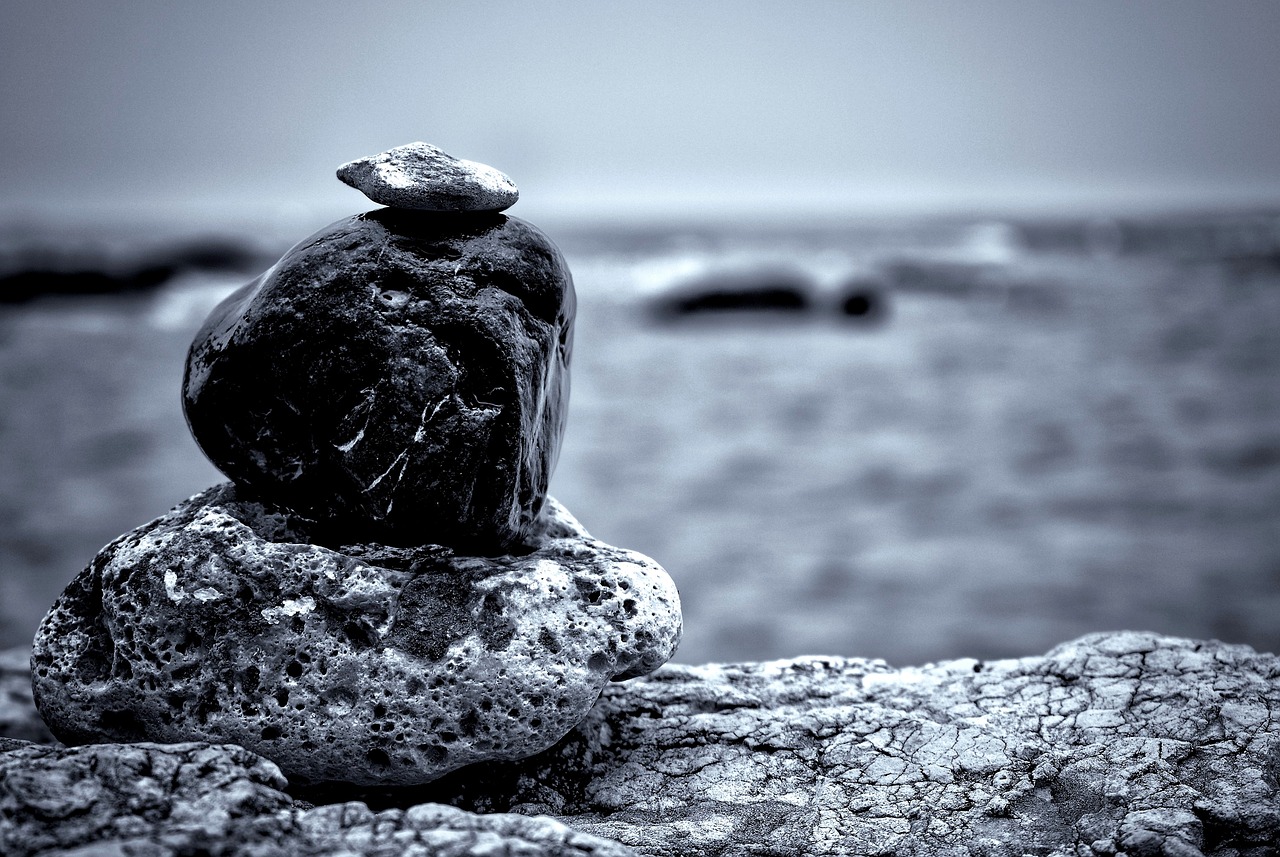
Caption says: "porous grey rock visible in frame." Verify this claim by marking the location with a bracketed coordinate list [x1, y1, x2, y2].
[0, 739, 635, 857]
[337, 142, 519, 212]
[5, 633, 1279, 854]
[421, 631, 1280, 856]
[30, 484, 681, 788]
[183, 208, 574, 552]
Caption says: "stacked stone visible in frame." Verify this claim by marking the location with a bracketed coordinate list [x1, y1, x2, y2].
[29, 143, 682, 788]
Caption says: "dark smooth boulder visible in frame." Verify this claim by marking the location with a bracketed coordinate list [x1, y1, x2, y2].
[183, 209, 575, 552]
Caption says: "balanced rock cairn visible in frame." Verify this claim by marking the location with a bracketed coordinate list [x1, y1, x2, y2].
[30, 142, 682, 788]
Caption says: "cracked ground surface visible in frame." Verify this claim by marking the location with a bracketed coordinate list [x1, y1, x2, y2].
[416, 630, 1280, 856]
[3, 631, 1278, 856]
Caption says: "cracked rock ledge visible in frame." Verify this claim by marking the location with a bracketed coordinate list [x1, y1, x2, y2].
[2, 631, 1278, 856]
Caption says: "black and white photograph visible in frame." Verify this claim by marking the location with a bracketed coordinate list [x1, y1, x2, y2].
[1, 2, 1278, 854]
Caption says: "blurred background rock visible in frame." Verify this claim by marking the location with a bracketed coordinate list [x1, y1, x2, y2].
[2, 1, 1278, 665]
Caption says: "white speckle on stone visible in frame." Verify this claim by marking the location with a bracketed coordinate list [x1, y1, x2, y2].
[192, 587, 222, 602]
[163, 570, 184, 603]
[335, 427, 364, 454]
[283, 597, 316, 616]
[261, 596, 317, 625]
[534, 559, 563, 579]
[376, 163, 417, 189]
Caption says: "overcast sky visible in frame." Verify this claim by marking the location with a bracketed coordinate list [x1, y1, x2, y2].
[3, 1, 1279, 224]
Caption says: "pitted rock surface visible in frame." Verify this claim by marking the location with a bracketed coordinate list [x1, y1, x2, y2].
[337, 142, 520, 212]
[416, 632, 1280, 856]
[0, 740, 635, 857]
[30, 484, 681, 787]
[183, 208, 574, 553]
[4, 633, 1279, 854]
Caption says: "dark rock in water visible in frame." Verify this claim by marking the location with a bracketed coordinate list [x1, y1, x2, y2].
[337, 142, 519, 212]
[30, 484, 680, 788]
[183, 209, 575, 552]
[0, 739, 631, 857]
[0, 236, 266, 304]
[837, 280, 890, 324]
[651, 266, 813, 319]
[0, 263, 175, 303]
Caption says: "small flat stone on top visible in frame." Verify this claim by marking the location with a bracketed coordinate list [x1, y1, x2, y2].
[337, 142, 519, 212]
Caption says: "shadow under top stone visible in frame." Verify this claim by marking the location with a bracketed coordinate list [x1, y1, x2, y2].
[182, 208, 575, 554]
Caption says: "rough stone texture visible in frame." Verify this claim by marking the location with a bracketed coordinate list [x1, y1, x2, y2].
[337, 142, 520, 212]
[414, 631, 1280, 856]
[183, 208, 575, 553]
[5, 632, 1280, 853]
[30, 484, 682, 788]
[0, 739, 634, 857]
[0, 739, 291, 856]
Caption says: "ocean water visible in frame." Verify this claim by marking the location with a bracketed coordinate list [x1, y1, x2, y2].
[2, 214, 1278, 665]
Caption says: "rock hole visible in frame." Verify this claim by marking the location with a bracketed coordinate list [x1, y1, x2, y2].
[98, 709, 145, 740]
[538, 628, 562, 654]
[366, 748, 391, 767]
[286, 660, 303, 679]
[587, 652, 611, 672]
[275, 689, 290, 706]
[343, 622, 374, 646]
[74, 644, 113, 683]
[171, 663, 197, 681]
[261, 725, 281, 740]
